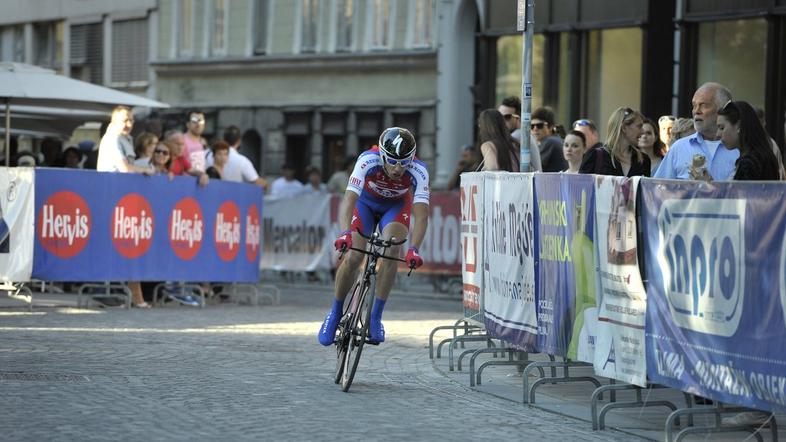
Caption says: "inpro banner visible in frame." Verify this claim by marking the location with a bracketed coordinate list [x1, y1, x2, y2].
[534, 173, 595, 358]
[593, 176, 647, 386]
[33, 169, 262, 282]
[642, 179, 786, 412]
[261, 193, 331, 271]
[461, 172, 485, 324]
[0, 167, 34, 282]
[482, 173, 538, 350]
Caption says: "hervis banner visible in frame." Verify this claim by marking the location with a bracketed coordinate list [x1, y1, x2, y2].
[641, 179, 786, 412]
[0, 167, 34, 282]
[482, 172, 538, 351]
[592, 176, 647, 386]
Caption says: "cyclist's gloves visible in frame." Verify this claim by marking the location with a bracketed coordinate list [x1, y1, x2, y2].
[406, 246, 423, 269]
[334, 230, 352, 252]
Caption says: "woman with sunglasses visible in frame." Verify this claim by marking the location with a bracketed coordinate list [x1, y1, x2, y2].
[638, 117, 667, 174]
[477, 109, 520, 172]
[717, 100, 781, 181]
[580, 107, 650, 177]
[149, 143, 172, 175]
[318, 127, 429, 346]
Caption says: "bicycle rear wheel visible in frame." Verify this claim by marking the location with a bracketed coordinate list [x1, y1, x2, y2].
[341, 276, 375, 392]
[333, 280, 363, 384]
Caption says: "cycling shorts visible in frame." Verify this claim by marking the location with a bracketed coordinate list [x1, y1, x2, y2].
[351, 194, 412, 237]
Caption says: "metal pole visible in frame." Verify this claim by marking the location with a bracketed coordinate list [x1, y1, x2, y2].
[4, 99, 9, 167]
[520, 0, 535, 172]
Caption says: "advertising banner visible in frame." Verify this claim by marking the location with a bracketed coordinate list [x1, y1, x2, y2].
[592, 176, 647, 386]
[642, 179, 786, 412]
[460, 173, 485, 324]
[33, 169, 262, 282]
[482, 173, 538, 350]
[535, 173, 595, 358]
[260, 193, 332, 271]
[0, 167, 34, 282]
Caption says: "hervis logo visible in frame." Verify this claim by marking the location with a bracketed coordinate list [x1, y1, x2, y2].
[215, 201, 241, 262]
[245, 204, 260, 262]
[111, 193, 154, 259]
[169, 197, 204, 260]
[656, 198, 745, 337]
[37, 191, 91, 258]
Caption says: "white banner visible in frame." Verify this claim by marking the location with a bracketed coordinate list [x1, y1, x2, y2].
[460, 172, 484, 323]
[0, 167, 34, 282]
[592, 176, 647, 386]
[260, 193, 332, 271]
[482, 173, 538, 349]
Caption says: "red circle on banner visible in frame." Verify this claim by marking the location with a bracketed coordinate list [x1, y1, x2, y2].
[111, 193, 154, 259]
[245, 204, 260, 262]
[37, 191, 91, 259]
[214, 201, 241, 262]
[168, 197, 204, 260]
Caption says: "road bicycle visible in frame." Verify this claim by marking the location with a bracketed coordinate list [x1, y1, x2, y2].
[333, 230, 414, 392]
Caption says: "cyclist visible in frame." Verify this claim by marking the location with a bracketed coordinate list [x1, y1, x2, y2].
[318, 127, 430, 345]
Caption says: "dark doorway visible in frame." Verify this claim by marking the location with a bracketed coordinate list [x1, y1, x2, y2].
[241, 129, 262, 173]
[323, 136, 346, 180]
[285, 135, 310, 182]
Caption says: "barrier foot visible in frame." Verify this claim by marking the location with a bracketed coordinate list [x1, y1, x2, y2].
[523, 359, 599, 404]
[665, 402, 777, 442]
[428, 321, 482, 359]
[77, 282, 131, 309]
[0, 283, 33, 312]
[447, 334, 496, 371]
[474, 352, 543, 387]
[436, 329, 485, 359]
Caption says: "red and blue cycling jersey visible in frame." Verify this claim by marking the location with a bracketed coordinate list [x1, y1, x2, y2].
[346, 147, 430, 235]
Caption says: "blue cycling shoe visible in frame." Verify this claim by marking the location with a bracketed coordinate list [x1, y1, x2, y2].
[318, 310, 340, 346]
[368, 318, 385, 344]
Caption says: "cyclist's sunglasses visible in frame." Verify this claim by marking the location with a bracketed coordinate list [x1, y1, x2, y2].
[384, 156, 413, 167]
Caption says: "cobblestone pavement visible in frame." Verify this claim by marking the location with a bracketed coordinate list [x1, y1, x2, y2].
[0, 287, 632, 441]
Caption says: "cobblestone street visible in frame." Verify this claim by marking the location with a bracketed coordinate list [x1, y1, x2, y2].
[0, 286, 630, 441]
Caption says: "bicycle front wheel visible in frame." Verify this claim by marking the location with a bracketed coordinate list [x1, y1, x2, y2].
[341, 276, 375, 392]
[334, 280, 363, 384]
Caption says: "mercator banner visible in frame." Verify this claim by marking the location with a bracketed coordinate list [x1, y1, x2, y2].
[535, 173, 595, 358]
[642, 179, 786, 412]
[0, 167, 34, 282]
[460, 172, 485, 324]
[482, 172, 538, 350]
[260, 193, 332, 271]
[593, 176, 647, 386]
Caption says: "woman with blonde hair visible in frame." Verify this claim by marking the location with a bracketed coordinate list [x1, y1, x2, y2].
[580, 107, 650, 177]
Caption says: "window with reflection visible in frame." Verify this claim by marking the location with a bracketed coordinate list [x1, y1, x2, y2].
[178, 0, 194, 55]
[211, 0, 227, 54]
[301, 0, 320, 52]
[336, 0, 354, 51]
[253, 0, 269, 54]
[697, 19, 767, 109]
[495, 34, 544, 111]
[369, 0, 392, 49]
[410, 0, 433, 48]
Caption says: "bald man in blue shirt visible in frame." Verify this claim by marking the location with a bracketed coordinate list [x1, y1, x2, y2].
[654, 82, 739, 180]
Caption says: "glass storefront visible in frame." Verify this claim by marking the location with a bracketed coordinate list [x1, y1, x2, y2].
[586, 27, 642, 139]
[495, 34, 544, 112]
[696, 18, 767, 109]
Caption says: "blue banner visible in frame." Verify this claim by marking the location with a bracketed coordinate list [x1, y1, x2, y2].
[642, 179, 786, 413]
[534, 174, 595, 357]
[33, 169, 263, 282]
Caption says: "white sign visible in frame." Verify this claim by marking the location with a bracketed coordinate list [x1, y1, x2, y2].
[260, 193, 332, 271]
[460, 172, 485, 323]
[0, 167, 34, 282]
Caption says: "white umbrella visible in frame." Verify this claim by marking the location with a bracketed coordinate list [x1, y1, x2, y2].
[0, 62, 169, 165]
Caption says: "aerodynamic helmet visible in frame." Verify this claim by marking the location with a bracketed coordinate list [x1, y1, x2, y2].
[378, 127, 416, 166]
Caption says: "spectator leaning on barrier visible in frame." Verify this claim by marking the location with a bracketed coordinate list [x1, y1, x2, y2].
[498, 96, 542, 172]
[132, 132, 159, 169]
[183, 110, 208, 172]
[638, 117, 667, 175]
[270, 162, 305, 198]
[162, 129, 209, 187]
[531, 106, 567, 172]
[718, 100, 781, 181]
[149, 142, 172, 175]
[580, 107, 650, 177]
[205, 125, 267, 188]
[302, 166, 327, 195]
[327, 155, 356, 194]
[58, 147, 83, 169]
[654, 82, 738, 181]
[97, 106, 155, 175]
[477, 109, 520, 172]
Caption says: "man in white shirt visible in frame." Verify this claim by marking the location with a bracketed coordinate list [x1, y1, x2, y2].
[205, 125, 267, 187]
[270, 163, 304, 198]
[97, 106, 153, 174]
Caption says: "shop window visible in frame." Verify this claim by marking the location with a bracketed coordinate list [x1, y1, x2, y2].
[696, 18, 767, 109]
[586, 27, 642, 140]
